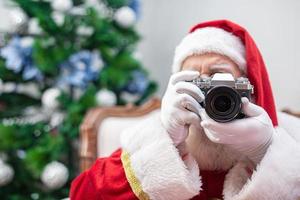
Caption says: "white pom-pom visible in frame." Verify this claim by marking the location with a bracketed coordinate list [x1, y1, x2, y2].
[41, 161, 69, 190]
[28, 18, 42, 34]
[114, 7, 136, 28]
[51, 0, 73, 12]
[0, 161, 14, 187]
[42, 88, 61, 110]
[95, 89, 117, 107]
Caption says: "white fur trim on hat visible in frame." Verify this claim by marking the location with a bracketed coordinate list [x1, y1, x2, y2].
[172, 27, 246, 73]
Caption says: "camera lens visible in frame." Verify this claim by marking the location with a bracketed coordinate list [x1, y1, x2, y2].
[214, 95, 232, 113]
[205, 86, 242, 123]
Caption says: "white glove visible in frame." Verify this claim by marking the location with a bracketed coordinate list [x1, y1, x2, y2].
[161, 71, 204, 147]
[200, 97, 274, 164]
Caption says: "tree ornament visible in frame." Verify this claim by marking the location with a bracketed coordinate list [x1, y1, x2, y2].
[114, 6, 136, 28]
[1, 106, 51, 126]
[120, 91, 140, 104]
[28, 18, 42, 35]
[0, 36, 43, 81]
[51, 0, 73, 12]
[0, 81, 41, 98]
[51, 12, 65, 26]
[0, 160, 14, 187]
[7, 8, 27, 32]
[95, 89, 117, 107]
[15, 82, 41, 99]
[133, 51, 143, 61]
[76, 26, 94, 36]
[129, 0, 141, 18]
[50, 112, 65, 128]
[16, 149, 26, 159]
[124, 70, 149, 94]
[0, 79, 3, 94]
[0, 81, 17, 94]
[0, 153, 8, 162]
[42, 88, 61, 110]
[58, 50, 103, 89]
[84, 0, 105, 13]
[41, 161, 69, 190]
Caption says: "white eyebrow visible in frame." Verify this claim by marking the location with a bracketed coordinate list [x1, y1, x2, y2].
[209, 63, 235, 74]
[210, 63, 232, 68]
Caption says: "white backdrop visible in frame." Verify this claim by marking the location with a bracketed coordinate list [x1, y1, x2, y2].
[136, 0, 300, 110]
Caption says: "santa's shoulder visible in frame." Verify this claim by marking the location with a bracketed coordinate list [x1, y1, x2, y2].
[277, 111, 300, 141]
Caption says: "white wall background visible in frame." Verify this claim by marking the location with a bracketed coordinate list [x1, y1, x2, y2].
[136, 0, 300, 110]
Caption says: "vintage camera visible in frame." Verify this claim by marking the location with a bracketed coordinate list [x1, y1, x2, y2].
[189, 73, 254, 123]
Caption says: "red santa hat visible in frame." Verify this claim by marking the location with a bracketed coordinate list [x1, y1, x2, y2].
[172, 19, 278, 126]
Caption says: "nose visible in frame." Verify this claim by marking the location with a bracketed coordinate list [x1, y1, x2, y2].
[199, 65, 212, 77]
[200, 74, 210, 78]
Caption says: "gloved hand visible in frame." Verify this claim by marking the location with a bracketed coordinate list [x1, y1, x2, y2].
[200, 97, 274, 164]
[161, 71, 204, 148]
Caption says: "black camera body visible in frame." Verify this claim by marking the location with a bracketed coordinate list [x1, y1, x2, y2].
[190, 73, 254, 123]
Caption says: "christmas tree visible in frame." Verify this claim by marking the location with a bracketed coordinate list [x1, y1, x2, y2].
[0, 0, 157, 199]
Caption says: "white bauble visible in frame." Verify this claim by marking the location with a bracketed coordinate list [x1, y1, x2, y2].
[8, 8, 27, 32]
[52, 11, 65, 26]
[91, 50, 104, 72]
[0, 153, 8, 162]
[95, 89, 117, 107]
[76, 26, 94, 37]
[0, 161, 14, 187]
[41, 161, 69, 190]
[2, 82, 17, 93]
[20, 37, 34, 48]
[69, 6, 86, 16]
[51, 0, 73, 12]
[42, 88, 61, 110]
[114, 6, 136, 28]
[0, 79, 3, 94]
[120, 91, 140, 104]
[50, 112, 65, 128]
[17, 82, 41, 99]
[28, 18, 42, 34]
[16, 149, 26, 159]
[133, 51, 143, 61]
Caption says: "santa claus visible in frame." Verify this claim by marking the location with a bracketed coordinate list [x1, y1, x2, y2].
[70, 20, 300, 200]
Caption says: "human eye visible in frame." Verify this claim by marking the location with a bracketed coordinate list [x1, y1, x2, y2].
[210, 63, 233, 74]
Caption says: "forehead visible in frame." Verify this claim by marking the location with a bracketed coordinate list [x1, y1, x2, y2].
[181, 53, 244, 78]
[182, 53, 234, 68]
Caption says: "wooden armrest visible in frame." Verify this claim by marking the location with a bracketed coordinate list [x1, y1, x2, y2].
[281, 108, 300, 118]
[79, 98, 161, 172]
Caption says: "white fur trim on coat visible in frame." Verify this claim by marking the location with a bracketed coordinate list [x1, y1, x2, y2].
[172, 27, 246, 73]
[120, 111, 201, 200]
[223, 112, 300, 200]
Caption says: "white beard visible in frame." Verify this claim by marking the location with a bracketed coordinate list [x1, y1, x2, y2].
[186, 124, 245, 171]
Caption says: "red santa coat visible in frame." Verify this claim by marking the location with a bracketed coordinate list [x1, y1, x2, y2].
[70, 111, 300, 200]
[70, 20, 300, 199]
[70, 145, 230, 200]
[70, 148, 228, 200]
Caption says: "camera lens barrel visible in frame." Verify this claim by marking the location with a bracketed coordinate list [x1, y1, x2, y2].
[204, 86, 242, 123]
